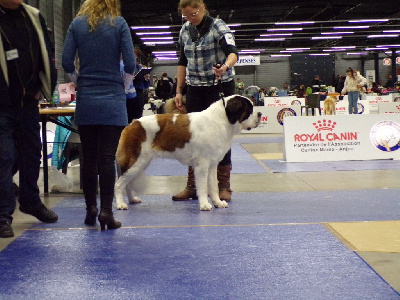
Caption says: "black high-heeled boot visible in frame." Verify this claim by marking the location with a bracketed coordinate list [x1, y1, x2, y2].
[84, 205, 98, 226]
[98, 210, 121, 231]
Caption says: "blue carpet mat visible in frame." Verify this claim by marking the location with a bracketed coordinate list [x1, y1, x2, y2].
[261, 159, 400, 173]
[32, 189, 400, 229]
[145, 143, 265, 176]
[0, 224, 398, 300]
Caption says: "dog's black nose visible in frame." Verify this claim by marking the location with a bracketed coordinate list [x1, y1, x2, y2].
[257, 112, 262, 118]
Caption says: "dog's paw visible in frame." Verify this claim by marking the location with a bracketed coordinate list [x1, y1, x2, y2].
[214, 200, 228, 208]
[200, 203, 213, 211]
[129, 197, 142, 204]
[116, 202, 129, 210]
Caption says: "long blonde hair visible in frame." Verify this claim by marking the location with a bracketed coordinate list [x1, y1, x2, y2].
[77, 0, 121, 31]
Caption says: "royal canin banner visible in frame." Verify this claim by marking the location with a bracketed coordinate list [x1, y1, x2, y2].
[284, 114, 400, 162]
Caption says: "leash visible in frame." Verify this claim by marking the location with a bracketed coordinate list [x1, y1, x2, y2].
[213, 64, 226, 106]
[218, 79, 226, 107]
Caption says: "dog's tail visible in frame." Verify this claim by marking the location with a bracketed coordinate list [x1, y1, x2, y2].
[116, 120, 147, 175]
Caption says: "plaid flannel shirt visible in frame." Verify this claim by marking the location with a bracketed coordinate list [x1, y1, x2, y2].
[179, 18, 235, 86]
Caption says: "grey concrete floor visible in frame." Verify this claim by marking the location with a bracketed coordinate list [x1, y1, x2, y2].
[1, 133, 399, 293]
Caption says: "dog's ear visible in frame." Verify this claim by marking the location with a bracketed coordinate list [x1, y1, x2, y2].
[225, 96, 253, 124]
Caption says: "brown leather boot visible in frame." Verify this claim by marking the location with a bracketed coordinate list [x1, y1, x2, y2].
[172, 166, 198, 201]
[218, 164, 232, 202]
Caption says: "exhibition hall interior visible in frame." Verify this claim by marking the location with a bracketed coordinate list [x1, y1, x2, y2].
[0, 0, 399, 299]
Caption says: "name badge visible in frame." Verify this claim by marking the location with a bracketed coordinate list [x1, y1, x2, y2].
[6, 49, 19, 61]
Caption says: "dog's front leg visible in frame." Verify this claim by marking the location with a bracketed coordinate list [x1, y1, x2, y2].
[194, 164, 213, 211]
[208, 165, 228, 208]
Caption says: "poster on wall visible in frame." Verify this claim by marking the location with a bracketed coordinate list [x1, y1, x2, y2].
[284, 114, 400, 162]
[235, 55, 261, 66]
[365, 70, 375, 87]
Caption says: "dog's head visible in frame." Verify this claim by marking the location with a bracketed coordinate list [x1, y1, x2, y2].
[224, 95, 261, 130]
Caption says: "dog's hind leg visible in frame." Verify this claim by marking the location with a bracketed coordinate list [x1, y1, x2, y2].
[115, 156, 151, 210]
[208, 165, 228, 208]
[193, 163, 213, 211]
[125, 170, 145, 204]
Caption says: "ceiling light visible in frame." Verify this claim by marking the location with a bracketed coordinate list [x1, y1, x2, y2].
[280, 50, 303, 53]
[275, 22, 314, 25]
[131, 26, 170, 30]
[271, 54, 291, 57]
[136, 32, 172, 36]
[331, 46, 356, 49]
[240, 49, 265, 52]
[346, 52, 367, 55]
[286, 48, 310, 50]
[140, 37, 173, 40]
[143, 41, 174, 45]
[155, 57, 179, 60]
[239, 51, 261, 54]
[153, 51, 177, 54]
[154, 53, 177, 56]
[383, 30, 400, 33]
[311, 36, 342, 40]
[260, 33, 293, 37]
[333, 26, 369, 29]
[309, 53, 330, 56]
[348, 19, 388, 23]
[365, 47, 388, 50]
[321, 32, 354, 35]
[254, 38, 286, 41]
[267, 28, 303, 32]
[227, 23, 241, 27]
[323, 49, 346, 52]
[367, 34, 399, 38]
[385, 51, 400, 54]
[376, 45, 400, 48]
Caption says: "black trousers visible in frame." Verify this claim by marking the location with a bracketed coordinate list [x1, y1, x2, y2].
[126, 90, 144, 123]
[0, 100, 42, 223]
[186, 80, 235, 166]
[78, 125, 124, 210]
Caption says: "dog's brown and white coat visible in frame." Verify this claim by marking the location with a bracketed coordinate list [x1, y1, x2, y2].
[115, 95, 261, 211]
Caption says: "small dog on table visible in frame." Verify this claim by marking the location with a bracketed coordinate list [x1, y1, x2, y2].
[323, 96, 337, 115]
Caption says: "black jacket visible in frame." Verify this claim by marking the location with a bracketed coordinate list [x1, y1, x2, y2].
[0, 4, 56, 107]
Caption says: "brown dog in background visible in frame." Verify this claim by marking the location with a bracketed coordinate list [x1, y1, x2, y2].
[323, 96, 337, 115]
[164, 97, 187, 114]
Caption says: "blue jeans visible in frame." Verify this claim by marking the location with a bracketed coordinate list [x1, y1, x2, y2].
[0, 100, 43, 223]
[348, 91, 360, 114]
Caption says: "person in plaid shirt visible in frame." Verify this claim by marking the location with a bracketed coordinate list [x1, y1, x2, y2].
[173, 0, 238, 203]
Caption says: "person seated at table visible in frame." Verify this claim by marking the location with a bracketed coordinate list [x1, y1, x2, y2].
[370, 82, 382, 94]
[297, 85, 305, 98]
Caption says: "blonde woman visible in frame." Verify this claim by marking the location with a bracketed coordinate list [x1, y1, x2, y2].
[62, 0, 136, 230]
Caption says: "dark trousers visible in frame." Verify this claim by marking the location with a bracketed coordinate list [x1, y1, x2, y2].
[186, 80, 235, 166]
[126, 90, 144, 123]
[0, 100, 42, 223]
[78, 125, 124, 211]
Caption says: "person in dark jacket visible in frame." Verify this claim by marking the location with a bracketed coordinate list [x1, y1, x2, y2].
[155, 72, 172, 101]
[0, 0, 59, 238]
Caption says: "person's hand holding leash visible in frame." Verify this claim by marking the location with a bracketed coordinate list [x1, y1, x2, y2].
[213, 63, 229, 80]
[175, 92, 186, 112]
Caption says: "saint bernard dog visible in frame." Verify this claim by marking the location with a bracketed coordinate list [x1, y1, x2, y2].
[115, 95, 261, 211]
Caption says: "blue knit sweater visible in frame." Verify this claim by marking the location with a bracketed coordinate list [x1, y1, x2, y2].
[62, 16, 136, 126]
